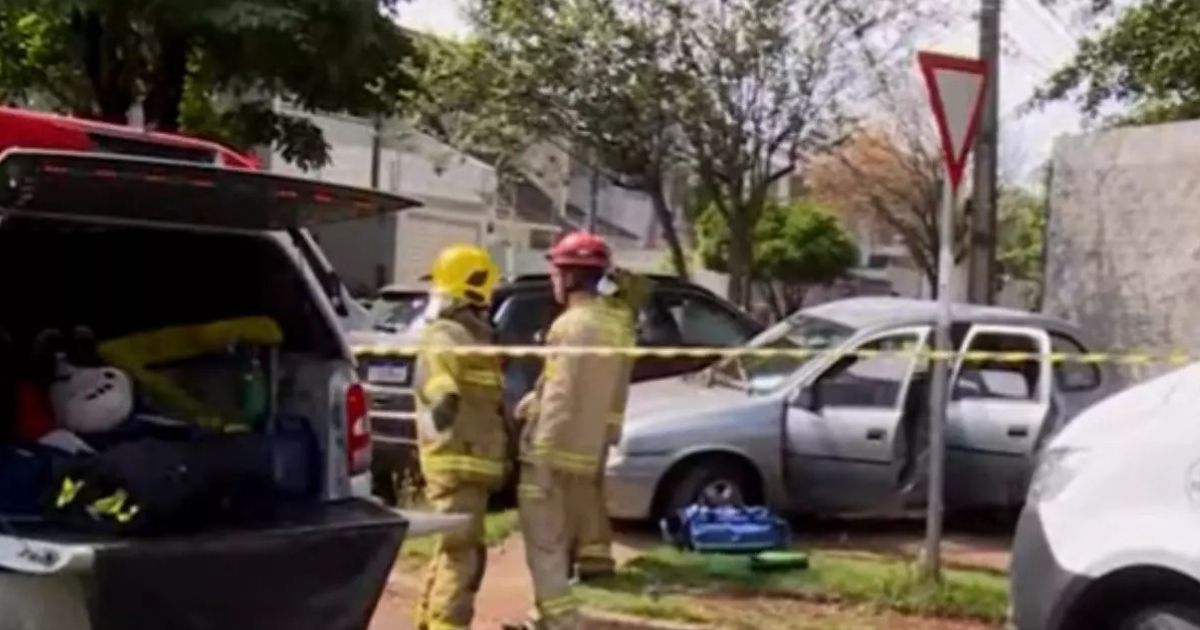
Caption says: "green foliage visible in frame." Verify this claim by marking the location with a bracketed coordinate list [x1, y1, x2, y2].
[417, 0, 694, 277]
[0, 0, 416, 168]
[405, 34, 547, 175]
[430, 0, 926, 295]
[0, 12, 86, 108]
[696, 200, 859, 288]
[1036, 0, 1200, 125]
[997, 186, 1046, 306]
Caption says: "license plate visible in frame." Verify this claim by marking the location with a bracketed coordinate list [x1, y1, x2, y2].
[368, 364, 411, 385]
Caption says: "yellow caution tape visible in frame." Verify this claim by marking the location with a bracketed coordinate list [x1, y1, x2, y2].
[350, 344, 1198, 366]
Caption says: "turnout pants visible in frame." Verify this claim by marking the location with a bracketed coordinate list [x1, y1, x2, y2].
[518, 464, 601, 629]
[571, 456, 615, 579]
[416, 480, 489, 630]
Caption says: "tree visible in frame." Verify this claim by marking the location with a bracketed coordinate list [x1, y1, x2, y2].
[997, 186, 1046, 308]
[0, 0, 417, 169]
[808, 125, 969, 298]
[424, 0, 935, 294]
[696, 199, 858, 318]
[1035, 0, 1200, 125]
[668, 0, 930, 306]
[420, 0, 694, 278]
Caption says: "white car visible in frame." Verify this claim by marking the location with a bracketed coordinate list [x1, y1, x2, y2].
[1011, 362, 1200, 630]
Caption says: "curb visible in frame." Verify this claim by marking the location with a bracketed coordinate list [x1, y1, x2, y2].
[582, 610, 716, 630]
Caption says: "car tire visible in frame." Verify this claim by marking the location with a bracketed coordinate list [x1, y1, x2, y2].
[662, 457, 759, 518]
[1119, 606, 1200, 630]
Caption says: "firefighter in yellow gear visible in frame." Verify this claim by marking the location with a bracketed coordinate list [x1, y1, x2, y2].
[570, 268, 648, 581]
[507, 232, 634, 630]
[413, 244, 509, 630]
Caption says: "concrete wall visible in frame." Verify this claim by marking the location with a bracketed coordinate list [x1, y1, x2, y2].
[1044, 120, 1200, 385]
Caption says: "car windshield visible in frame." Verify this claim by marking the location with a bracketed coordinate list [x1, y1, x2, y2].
[370, 292, 429, 331]
[710, 314, 855, 393]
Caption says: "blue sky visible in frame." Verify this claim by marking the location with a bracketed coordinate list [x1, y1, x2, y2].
[396, 0, 1089, 184]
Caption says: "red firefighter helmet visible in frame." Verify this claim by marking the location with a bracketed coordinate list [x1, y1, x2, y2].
[546, 231, 611, 269]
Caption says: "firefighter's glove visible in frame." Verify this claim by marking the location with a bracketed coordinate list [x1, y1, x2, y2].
[611, 268, 650, 311]
[514, 391, 539, 424]
[431, 393, 460, 433]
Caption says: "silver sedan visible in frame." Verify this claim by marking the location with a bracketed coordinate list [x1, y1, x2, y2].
[605, 297, 1114, 521]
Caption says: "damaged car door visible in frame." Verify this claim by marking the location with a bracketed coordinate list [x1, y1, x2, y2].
[944, 324, 1053, 510]
[784, 327, 930, 513]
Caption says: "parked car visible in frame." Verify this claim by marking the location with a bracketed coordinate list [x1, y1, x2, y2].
[352, 273, 763, 504]
[369, 284, 431, 334]
[0, 108, 441, 628]
[605, 297, 1115, 522]
[1010, 362, 1200, 630]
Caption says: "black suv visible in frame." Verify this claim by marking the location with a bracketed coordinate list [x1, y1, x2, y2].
[355, 274, 763, 503]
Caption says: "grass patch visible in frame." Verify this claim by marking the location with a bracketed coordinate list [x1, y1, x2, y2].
[577, 546, 1008, 627]
[399, 510, 521, 564]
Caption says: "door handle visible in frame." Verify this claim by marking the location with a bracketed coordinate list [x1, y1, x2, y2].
[1007, 426, 1030, 438]
[865, 428, 886, 441]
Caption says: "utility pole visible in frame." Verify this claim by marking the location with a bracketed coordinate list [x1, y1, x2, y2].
[969, 0, 1001, 304]
[369, 117, 383, 189]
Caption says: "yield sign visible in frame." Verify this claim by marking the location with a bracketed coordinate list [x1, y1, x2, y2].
[918, 51, 989, 191]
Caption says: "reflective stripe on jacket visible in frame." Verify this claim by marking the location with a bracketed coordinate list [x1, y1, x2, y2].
[414, 312, 509, 487]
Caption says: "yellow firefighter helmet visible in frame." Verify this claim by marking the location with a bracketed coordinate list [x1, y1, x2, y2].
[428, 244, 500, 307]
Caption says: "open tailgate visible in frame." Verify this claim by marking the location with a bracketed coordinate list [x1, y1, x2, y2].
[0, 149, 421, 230]
[0, 500, 409, 630]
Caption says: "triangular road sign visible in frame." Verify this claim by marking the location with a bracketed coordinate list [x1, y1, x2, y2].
[917, 51, 989, 191]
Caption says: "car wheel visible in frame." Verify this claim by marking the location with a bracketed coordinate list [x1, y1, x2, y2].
[1119, 606, 1200, 630]
[662, 457, 759, 517]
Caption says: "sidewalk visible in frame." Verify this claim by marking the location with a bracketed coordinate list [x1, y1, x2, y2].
[371, 535, 534, 630]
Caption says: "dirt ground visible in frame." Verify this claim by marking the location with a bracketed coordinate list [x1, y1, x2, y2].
[370, 520, 1012, 630]
[370, 535, 534, 630]
[700, 597, 999, 630]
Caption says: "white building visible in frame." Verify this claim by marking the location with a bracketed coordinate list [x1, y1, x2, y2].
[263, 106, 564, 294]
[263, 106, 681, 294]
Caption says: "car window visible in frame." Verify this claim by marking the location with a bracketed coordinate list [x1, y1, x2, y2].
[814, 332, 923, 409]
[637, 300, 683, 347]
[712, 314, 855, 392]
[953, 332, 1042, 401]
[369, 292, 428, 330]
[656, 291, 746, 347]
[1051, 333, 1101, 392]
[492, 292, 559, 345]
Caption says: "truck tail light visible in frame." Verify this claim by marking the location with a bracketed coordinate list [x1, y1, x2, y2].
[345, 382, 371, 475]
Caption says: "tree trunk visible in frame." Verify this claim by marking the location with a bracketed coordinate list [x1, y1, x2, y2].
[143, 31, 190, 132]
[726, 219, 754, 309]
[647, 175, 690, 280]
[75, 10, 134, 124]
[760, 280, 785, 321]
[783, 284, 807, 314]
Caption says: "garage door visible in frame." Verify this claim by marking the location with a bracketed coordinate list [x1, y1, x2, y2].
[395, 210, 484, 284]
